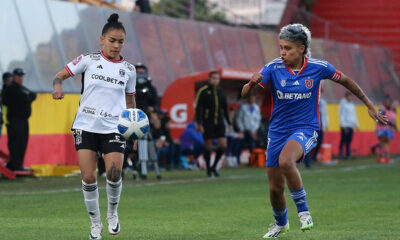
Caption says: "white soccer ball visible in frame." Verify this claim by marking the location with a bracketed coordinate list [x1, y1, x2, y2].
[117, 108, 149, 140]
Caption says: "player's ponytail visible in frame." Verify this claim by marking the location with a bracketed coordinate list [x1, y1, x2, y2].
[279, 23, 311, 57]
[102, 13, 126, 35]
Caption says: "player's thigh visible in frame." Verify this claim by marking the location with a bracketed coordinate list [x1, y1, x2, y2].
[104, 152, 124, 169]
[101, 133, 125, 181]
[78, 149, 98, 183]
[280, 130, 318, 165]
[279, 140, 304, 167]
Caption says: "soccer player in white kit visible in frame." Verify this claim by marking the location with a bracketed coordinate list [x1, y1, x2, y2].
[52, 13, 136, 240]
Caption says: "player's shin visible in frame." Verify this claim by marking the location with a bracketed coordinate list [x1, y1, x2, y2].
[290, 186, 308, 213]
[82, 180, 101, 224]
[106, 178, 122, 217]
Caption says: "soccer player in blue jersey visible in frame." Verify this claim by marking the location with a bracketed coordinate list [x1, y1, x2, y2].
[241, 23, 387, 238]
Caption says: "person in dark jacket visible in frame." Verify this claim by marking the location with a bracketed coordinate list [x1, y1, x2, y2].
[1, 72, 12, 136]
[3, 68, 36, 171]
[195, 71, 231, 177]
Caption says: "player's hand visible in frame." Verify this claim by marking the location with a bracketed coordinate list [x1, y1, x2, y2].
[368, 106, 388, 125]
[52, 89, 64, 100]
[250, 72, 262, 85]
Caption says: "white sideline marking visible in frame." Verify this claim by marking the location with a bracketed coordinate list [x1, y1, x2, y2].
[0, 175, 251, 196]
[0, 164, 381, 196]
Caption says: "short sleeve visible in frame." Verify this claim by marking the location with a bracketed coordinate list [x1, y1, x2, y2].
[65, 54, 90, 77]
[259, 64, 272, 88]
[323, 62, 342, 81]
[125, 70, 136, 96]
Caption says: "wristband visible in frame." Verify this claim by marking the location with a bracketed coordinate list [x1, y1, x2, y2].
[249, 82, 256, 88]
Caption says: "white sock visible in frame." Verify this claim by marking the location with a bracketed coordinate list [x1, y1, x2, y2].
[82, 180, 101, 224]
[106, 179, 122, 217]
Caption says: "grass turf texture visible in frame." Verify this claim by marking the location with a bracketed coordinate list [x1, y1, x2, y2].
[0, 157, 399, 240]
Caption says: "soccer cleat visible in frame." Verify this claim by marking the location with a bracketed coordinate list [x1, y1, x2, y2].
[89, 222, 103, 240]
[299, 211, 313, 231]
[107, 215, 120, 235]
[263, 223, 289, 238]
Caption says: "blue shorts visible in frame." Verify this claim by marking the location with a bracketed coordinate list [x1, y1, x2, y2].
[266, 129, 319, 167]
[376, 129, 394, 140]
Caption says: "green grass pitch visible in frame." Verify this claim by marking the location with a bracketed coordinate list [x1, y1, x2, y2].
[0, 157, 399, 240]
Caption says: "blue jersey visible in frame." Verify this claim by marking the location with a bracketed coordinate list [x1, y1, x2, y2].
[260, 57, 341, 134]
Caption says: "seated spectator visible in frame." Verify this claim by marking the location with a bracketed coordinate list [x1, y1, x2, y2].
[153, 111, 181, 170]
[236, 94, 261, 155]
[180, 122, 205, 170]
[226, 108, 243, 166]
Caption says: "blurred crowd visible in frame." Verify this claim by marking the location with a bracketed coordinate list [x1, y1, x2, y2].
[0, 63, 398, 177]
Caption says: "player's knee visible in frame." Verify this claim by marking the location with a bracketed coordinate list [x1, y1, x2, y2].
[269, 184, 285, 197]
[82, 175, 96, 184]
[107, 168, 122, 182]
[278, 156, 295, 172]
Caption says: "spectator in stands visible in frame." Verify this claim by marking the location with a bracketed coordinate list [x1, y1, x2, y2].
[134, 0, 152, 13]
[371, 95, 397, 160]
[308, 89, 329, 166]
[225, 108, 243, 167]
[1, 72, 12, 137]
[339, 92, 359, 159]
[236, 94, 261, 154]
[3, 68, 36, 171]
[134, 62, 161, 179]
[180, 122, 204, 170]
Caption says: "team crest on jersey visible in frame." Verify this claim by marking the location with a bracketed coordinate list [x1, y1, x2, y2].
[305, 79, 313, 89]
[119, 69, 126, 77]
[280, 79, 286, 87]
[72, 55, 82, 66]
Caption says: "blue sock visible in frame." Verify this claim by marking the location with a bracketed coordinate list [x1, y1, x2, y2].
[272, 208, 288, 226]
[290, 187, 309, 213]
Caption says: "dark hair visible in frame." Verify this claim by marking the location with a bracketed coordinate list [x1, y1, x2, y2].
[208, 71, 219, 79]
[102, 13, 126, 35]
[2, 72, 12, 80]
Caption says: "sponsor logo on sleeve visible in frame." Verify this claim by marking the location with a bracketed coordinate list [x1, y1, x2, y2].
[72, 55, 83, 65]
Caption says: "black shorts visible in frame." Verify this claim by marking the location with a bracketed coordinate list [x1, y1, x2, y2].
[72, 129, 126, 154]
[203, 122, 226, 140]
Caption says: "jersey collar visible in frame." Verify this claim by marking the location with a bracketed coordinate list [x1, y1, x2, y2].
[285, 57, 308, 75]
[101, 50, 124, 63]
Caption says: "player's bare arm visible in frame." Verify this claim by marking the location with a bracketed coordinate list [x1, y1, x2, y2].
[241, 72, 262, 98]
[335, 72, 388, 124]
[126, 94, 136, 108]
[52, 69, 70, 100]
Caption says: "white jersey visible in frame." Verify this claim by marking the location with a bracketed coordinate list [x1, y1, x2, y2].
[65, 50, 136, 134]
